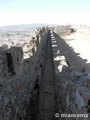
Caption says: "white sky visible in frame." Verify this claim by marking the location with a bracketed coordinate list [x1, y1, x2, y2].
[0, 0, 90, 26]
[0, 11, 90, 26]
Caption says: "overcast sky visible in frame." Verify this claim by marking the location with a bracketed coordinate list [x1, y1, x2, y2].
[0, 0, 90, 26]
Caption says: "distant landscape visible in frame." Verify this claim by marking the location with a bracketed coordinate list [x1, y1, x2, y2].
[0, 23, 59, 29]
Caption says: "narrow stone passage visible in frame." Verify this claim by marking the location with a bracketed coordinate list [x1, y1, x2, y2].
[37, 31, 55, 120]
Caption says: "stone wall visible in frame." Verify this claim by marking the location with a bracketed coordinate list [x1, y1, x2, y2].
[0, 27, 49, 120]
[51, 31, 90, 120]
[54, 26, 75, 36]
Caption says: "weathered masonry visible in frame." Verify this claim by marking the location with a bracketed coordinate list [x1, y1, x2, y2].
[0, 26, 90, 120]
[0, 27, 49, 120]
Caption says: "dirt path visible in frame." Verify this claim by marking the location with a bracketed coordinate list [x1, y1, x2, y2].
[37, 32, 55, 120]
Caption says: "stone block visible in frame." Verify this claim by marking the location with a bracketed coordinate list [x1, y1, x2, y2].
[1, 47, 24, 76]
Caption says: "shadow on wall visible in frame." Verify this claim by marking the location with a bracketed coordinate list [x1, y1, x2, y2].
[53, 32, 90, 72]
[51, 32, 90, 118]
[24, 31, 49, 120]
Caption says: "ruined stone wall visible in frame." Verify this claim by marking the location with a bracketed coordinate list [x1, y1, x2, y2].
[51, 31, 90, 120]
[54, 26, 74, 36]
[0, 27, 49, 120]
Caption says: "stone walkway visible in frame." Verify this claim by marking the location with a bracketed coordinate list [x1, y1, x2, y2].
[37, 32, 56, 120]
